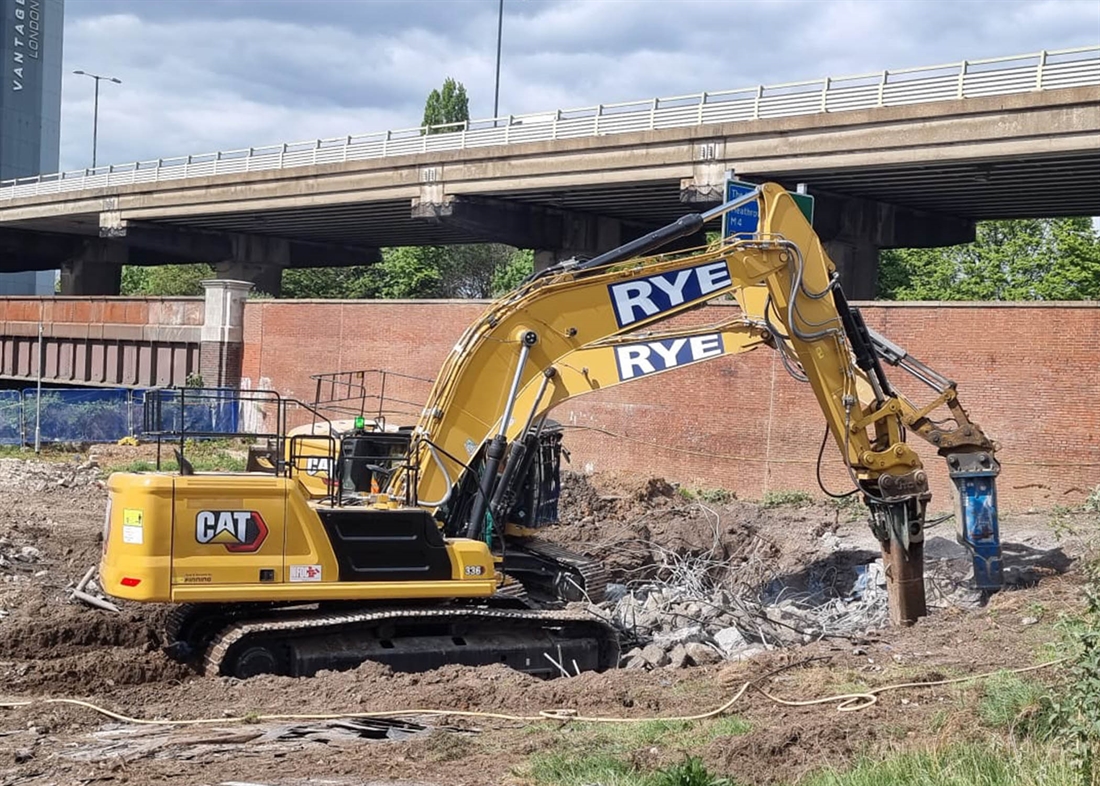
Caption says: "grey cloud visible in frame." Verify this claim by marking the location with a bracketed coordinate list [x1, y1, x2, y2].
[58, 0, 1099, 171]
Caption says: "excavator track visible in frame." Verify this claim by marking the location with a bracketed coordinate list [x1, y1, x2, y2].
[201, 605, 619, 680]
[508, 539, 610, 604]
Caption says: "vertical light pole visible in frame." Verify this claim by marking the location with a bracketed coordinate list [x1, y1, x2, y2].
[72, 70, 122, 169]
[493, 0, 504, 119]
[34, 322, 42, 454]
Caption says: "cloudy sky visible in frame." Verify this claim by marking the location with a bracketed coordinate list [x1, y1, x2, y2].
[60, 0, 1099, 172]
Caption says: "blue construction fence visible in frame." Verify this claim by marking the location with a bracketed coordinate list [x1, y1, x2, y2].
[0, 387, 241, 445]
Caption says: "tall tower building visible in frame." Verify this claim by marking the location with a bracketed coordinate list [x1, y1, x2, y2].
[0, 0, 63, 295]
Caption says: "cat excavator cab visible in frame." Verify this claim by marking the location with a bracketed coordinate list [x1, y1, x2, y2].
[100, 183, 1001, 679]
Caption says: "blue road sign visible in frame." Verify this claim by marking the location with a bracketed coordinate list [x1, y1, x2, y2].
[722, 179, 816, 239]
[723, 180, 760, 236]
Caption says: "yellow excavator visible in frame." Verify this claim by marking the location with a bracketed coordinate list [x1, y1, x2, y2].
[100, 183, 1003, 679]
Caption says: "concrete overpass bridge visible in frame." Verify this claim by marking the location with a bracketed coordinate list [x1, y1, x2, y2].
[0, 45, 1096, 298]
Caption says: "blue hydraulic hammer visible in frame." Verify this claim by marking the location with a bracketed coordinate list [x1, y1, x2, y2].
[947, 451, 1004, 590]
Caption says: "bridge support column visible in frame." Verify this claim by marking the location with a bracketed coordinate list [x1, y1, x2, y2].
[59, 240, 126, 295]
[823, 238, 880, 299]
[534, 214, 627, 271]
[812, 193, 974, 299]
[200, 279, 252, 389]
[214, 236, 290, 298]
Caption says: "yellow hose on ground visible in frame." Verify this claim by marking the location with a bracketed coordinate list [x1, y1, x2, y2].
[0, 658, 1067, 727]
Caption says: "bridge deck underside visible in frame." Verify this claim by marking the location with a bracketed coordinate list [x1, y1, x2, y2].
[138, 151, 1100, 249]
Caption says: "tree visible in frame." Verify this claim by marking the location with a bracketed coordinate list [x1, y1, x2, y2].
[372, 245, 531, 299]
[878, 217, 1100, 301]
[281, 266, 378, 299]
[490, 249, 534, 296]
[422, 77, 470, 133]
[375, 247, 446, 298]
[120, 263, 215, 296]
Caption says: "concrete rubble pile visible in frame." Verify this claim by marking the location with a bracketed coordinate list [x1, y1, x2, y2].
[600, 560, 893, 670]
[0, 457, 101, 493]
[0, 536, 46, 590]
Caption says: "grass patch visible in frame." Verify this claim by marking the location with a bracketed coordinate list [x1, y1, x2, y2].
[528, 752, 641, 786]
[525, 717, 750, 785]
[103, 439, 248, 474]
[760, 489, 813, 508]
[1038, 556, 1100, 784]
[0, 444, 71, 461]
[653, 757, 732, 786]
[978, 672, 1047, 732]
[802, 740, 1076, 786]
[529, 752, 736, 786]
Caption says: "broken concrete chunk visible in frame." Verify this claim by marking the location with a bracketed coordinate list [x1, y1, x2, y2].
[653, 624, 707, 649]
[684, 641, 723, 666]
[668, 643, 690, 669]
[714, 626, 748, 654]
[638, 643, 669, 668]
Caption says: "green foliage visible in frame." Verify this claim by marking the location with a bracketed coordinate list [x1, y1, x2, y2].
[761, 489, 813, 508]
[120, 264, 215, 296]
[826, 493, 867, 522]
[878, 217, 1100, 301]
[978, 672, 1048, 732]
[375, 246, 446, 298]
[526, 717, 749, 785]
[490, 248, 534, 296]
[374, 244, 531, 299]
[1084, 485, 1100, 514]
[280, 266, 378, 299]
[423, 77, 470, 132]
[528, 753, 734, 786]
[1040, 559, 1100, 785]
[653, 758, 730, 786]
[528, 752, 641, 786]
[803, 741, 1076, 786]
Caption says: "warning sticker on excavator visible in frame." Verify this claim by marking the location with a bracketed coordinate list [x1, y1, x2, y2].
[122, 508, 143, 545]
[289, 564, 322, 582]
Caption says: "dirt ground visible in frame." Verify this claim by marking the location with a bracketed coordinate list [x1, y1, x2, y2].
[0, 457, 1091, 786]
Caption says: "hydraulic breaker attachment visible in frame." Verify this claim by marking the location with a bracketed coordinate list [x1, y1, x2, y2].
[947, 451, 1003, 591]
[869, 475, 930, 626]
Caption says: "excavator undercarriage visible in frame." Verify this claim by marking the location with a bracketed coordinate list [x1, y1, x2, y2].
[166, 602, 618, 679]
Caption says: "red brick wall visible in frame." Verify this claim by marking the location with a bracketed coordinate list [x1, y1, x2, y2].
[242, 299, 1100, 513]
[0, 296, 203, 326]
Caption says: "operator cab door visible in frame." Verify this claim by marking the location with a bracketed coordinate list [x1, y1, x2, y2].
[171, 475, 287, 587]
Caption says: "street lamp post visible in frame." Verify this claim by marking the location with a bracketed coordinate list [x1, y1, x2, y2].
[72, 70, 121, 169]
[493, 0, 503, 119]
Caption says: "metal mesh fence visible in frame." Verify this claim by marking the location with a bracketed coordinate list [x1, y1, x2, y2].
[138, 388, 241, 437]
[22, 388, 132, 443]
[0, 387, 245, 445]
[0, 391, 21, 445]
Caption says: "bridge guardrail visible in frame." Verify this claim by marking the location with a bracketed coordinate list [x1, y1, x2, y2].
[0, 46, 1096, 201]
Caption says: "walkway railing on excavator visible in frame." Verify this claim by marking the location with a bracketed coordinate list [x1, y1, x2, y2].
[139, 386, 420, 508]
